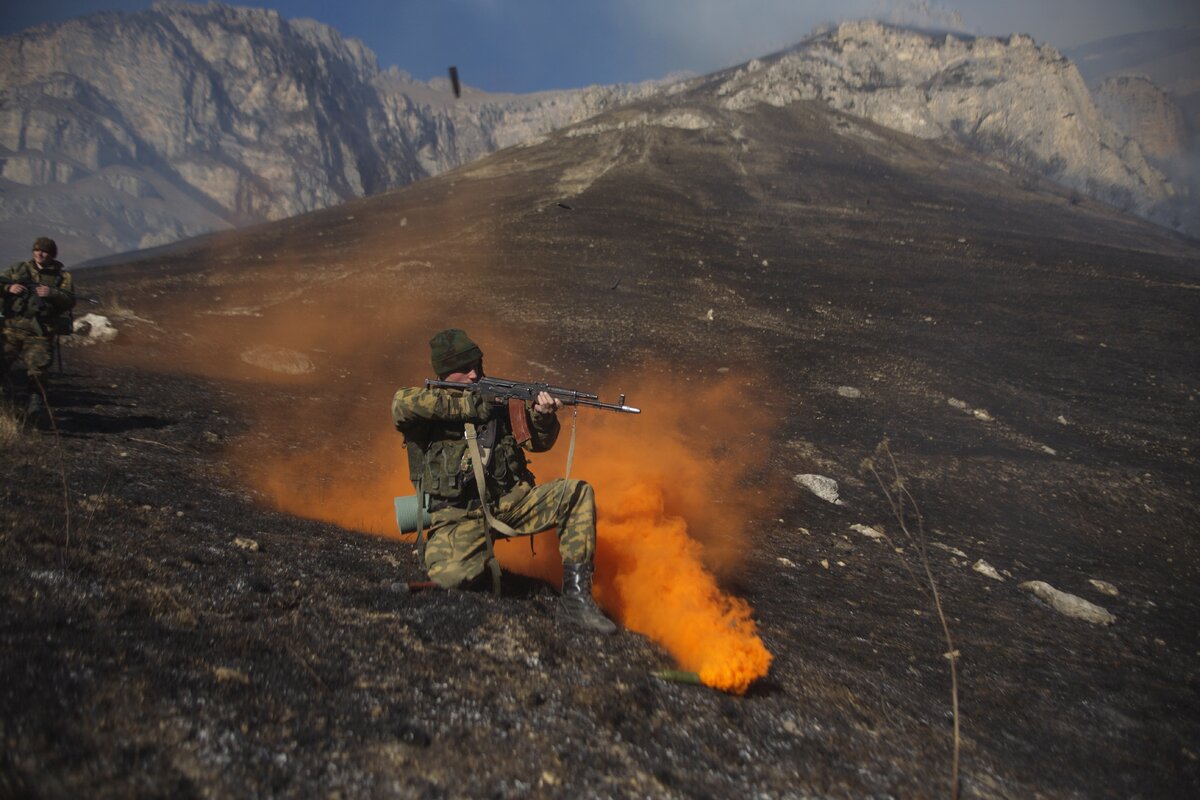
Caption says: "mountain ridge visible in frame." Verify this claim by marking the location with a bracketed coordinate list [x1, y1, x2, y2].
[1, 4, 1193, 266]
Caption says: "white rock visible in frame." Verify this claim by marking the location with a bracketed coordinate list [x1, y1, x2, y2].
[836, 386, 862, 398]
[1089, 579, 1119, 597]
[777, 557, 797, 568]
[850, 523, 885, 541]
[1020, 581, 1116, 625]
[930, 542, 968, 558]
[794, 474, 843, 505]
[947, 397, 969, 410]
[972, 559, 1004, 581]
[71, 313, 118, 345]
[973, 408, 994, 422]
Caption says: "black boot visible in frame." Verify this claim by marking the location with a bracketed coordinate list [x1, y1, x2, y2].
[560, 562, 617, 635]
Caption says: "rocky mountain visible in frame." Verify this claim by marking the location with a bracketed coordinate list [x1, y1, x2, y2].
[1092, 75, 1188, 160]
[1068, 26, 1200, 120]
[716, 21, 1179, 227]
[1067, 27, 1200, 236]
[1, 6, 1192, 267]
[0, 1, 664, 264]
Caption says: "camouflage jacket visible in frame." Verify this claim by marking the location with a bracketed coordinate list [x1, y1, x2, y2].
[2, 259, 75, 333]
[392, 387, 560, 504]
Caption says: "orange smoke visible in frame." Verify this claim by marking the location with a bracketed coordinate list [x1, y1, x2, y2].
[137, 269, 778, 693]
[238, 367, 776, 693]
[578, 375, 775, 694]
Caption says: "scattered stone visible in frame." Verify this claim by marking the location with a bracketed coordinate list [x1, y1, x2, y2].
[233, 537, 260, 552]
[930, 542, 968, 558]
[777, 557, 797, 568]
[1020, 581, 1116, 625]
[214, 666, 250, 684]
[1089, 579, 1119, 597]
[972, 560, 1004, 581]
[794, 474, 844, 505]
[1041, 445, 1058, 456]
[947, 397, 968, 410]
[704, 308, 714, 321]
[203, 431, 222, 443]
[819, 559, 830, 570]
[1056, 415, 1070, 425]
[850, 523, 885, 541]
[70, 313, 118, 345]
[836, 386, 862, 398]
[973, 408, 994, 422]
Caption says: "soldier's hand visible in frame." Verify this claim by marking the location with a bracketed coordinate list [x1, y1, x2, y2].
[35, 285, 51, 297]
[534, 391, 562, 415]
[6, 283, 25, 295]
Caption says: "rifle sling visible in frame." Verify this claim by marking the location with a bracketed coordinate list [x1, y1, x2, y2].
[464, 422, 515, 596]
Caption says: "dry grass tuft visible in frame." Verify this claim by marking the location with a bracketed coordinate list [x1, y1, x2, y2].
[0, 405, 23, 447]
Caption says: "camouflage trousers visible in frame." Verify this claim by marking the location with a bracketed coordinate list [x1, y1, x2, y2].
[423, 479, 596, 588]
[2, 326, 54, 379]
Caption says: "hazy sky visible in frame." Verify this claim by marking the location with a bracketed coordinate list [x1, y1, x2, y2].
[2, 0, 1197, 92]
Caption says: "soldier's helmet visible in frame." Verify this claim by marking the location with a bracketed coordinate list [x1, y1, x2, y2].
[32, 237, 57, 258]
[430, 329, 483, 377]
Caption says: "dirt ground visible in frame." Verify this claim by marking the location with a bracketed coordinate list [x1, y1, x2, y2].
[3, 86, 1199, 798]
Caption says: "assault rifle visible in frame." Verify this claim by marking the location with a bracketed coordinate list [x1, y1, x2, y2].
[424, 375, 640, 414]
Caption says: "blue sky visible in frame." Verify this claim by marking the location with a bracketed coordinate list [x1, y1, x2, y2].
[2, 1, 1197, 93]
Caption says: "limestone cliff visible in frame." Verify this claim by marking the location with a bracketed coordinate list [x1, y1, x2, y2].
[0, 1, 663, 263]
[1093, 76, 1188, 161]
[714, 21, 1177, 227]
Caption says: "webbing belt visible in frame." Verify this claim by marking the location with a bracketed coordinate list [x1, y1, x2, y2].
[464, 422, 515, 596]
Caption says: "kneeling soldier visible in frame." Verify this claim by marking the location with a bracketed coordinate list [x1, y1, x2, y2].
[392, 329, 616, 634]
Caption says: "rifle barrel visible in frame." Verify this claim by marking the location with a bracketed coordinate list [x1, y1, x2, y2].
[424, 377, 639, 414]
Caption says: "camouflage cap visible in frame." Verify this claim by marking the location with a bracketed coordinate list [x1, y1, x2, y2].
[32, 237, 57, 258]
[430, 329, 483, 376]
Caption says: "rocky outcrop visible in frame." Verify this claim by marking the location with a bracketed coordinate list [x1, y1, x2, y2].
[0, 1, 664, 263]
[1093, 76, 1188, 160]
[715, 21, 1176, 226]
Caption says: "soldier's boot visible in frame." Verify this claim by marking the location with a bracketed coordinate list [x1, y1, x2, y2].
[560, 562, 617, 635]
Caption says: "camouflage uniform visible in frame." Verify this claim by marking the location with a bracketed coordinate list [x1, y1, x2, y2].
[2, 242, 75, 399]
[391, 385, 597, 588]
[393, 329, 615, 634]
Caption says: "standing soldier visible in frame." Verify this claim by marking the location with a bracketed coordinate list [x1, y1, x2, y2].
[2, 237, 75, 424]
[392, 329, 617, 634]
